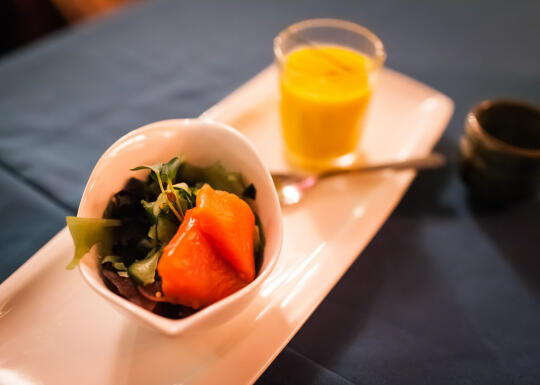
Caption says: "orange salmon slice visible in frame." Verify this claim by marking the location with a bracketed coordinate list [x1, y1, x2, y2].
[158, 209, 247, 309]
[195, 184, 256, 282]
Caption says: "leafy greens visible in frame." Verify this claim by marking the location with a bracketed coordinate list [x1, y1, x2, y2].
[67, 155, 264, 319]
[66, 217, 120, 269]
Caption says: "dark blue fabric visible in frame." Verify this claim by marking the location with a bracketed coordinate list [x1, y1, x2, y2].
[0, 168, 68, 282]
[0, 0, 538, 383]
[281, 169, 540, 385]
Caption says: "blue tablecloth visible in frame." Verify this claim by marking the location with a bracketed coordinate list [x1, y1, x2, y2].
[1, 0, 539, 383]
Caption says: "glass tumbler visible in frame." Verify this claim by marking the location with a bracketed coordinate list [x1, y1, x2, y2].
[274, 19, 386, 170]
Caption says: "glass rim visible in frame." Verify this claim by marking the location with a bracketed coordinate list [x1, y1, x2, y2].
[273, 18, 386, 71]
[466, 99, 540, 159]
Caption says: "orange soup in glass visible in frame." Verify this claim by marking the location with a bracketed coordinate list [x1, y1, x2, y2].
[274, 19, 386, 170]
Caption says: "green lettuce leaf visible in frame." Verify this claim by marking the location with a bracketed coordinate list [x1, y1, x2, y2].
[66, 216, 121, 269]
[173, 184, 196, 213]
[147, 216, 177, 245]
[101, 255, 128, 272]
[176, 162, 247, 196]
[142, 193, 171, 219]
[131, 156, 183, 186]
[161, 156, 183, 183]
[128, 248, 162, 286]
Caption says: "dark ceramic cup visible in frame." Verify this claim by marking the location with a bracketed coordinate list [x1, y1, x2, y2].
[459, 99, 540, 204]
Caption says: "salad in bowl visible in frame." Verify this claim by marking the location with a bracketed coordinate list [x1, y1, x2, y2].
[68, 119, 282, 335]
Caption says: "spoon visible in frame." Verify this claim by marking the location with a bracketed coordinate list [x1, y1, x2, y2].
[272, 152, 446, 206]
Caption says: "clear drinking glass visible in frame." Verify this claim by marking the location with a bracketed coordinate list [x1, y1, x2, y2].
[274, 19, 386, 170]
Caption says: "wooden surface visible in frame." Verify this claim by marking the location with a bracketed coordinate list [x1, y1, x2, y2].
[50, 0, 137, 22]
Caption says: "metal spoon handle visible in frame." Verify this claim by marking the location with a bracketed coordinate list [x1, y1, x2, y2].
[318, 152, 446, 179]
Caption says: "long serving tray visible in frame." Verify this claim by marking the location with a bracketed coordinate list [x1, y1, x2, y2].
[0, 65, 453, 385]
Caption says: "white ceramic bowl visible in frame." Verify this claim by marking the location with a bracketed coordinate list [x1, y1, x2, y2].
[77, 119, 283, 336]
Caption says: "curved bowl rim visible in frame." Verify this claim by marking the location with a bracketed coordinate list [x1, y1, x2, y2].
[77, 118, 283, 336]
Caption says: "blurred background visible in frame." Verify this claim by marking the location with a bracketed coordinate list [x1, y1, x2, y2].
[0, 0, 136, 55]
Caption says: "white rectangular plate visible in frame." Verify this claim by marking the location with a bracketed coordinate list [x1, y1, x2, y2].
[0, 65, 453, 385]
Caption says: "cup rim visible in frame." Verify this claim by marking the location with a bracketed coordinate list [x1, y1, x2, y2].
[466, 99, 540, 159]
[273, 18, 386, 73]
